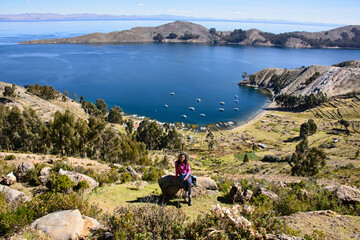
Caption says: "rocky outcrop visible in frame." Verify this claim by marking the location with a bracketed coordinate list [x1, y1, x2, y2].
[38, 167, 52, 185]
[20, 21, 219, 44]
[324, 185, 360, 203]
[59, 169, 99, 192]
[30, 209, 101, 240]
[17, 161, 35, 178]
[3, 172, 17, 185]
[266, 234, 304, 240]
[126, 166, 142, 179]
[158, 175, 218, 198]
[239, 60, 360, 97]
[229, 182, 253, 203]
[255, 187, 279, 200]
[0, 184, 31, 203]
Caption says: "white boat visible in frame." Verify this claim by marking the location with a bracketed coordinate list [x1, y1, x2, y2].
[234, 108, 239, 111]
[164, 104, 168, 108]
[182, 115, 187, 118]
[196, 98, 201, 102]
[200, 113, 206, 117]
[235, 100, 239, 103]
[234, 95, 238, 98]
[189, 107, 195, 111]
[218, 108, 224, 111]
[170, 92, 175, 95]
[220, 101, 225, 105]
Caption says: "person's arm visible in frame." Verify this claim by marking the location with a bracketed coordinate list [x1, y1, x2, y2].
[175, 161, 179, 177]
[184, 163, 191, 179]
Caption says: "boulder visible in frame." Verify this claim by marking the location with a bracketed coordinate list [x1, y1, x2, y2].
[0, 184, 31, 203]
[17, 161, 35, 178]
[158, 175, 218, 199]
[266, 234, 304, 240]
[256, 187, 279, 201]
[59, 169, 99, 193]
[229, 182, 253, 203]
[3, 172, 17, 185]
[30, 209, 101, 240]
[126, 166, 142, 179]
[324, 185, 360, 203]
[38, 167, 52, 185]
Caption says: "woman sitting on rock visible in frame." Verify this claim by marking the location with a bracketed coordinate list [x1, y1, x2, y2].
[175, 152, 194, 205]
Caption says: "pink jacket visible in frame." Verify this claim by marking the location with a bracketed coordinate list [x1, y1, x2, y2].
[175, 161, 191, 179]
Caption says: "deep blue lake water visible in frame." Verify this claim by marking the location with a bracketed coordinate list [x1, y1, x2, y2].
[0, 20, 359, 126]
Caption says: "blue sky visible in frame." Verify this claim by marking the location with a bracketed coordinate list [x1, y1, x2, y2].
[1, 0, 359, 25]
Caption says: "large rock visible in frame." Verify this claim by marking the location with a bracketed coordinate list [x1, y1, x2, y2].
[126, 166, 142, 179]
[30, 209, 101, 240]
[17, 161, 35, 178]
[266, 234, 304, 240]
[229, 182, 253, 203]
[255, 187, 279, 201]
[324, 185, 360, 203]
[3, 172, 17, 185]
[38, 167, 52, 185]
[0, 184, 31, 203]
[59, 169, 99, 193]
[158, 175, 218, 198]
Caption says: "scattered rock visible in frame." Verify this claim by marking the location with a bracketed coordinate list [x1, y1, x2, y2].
[130, 180, 149, 190]
[255, 187, 279, 200]
[0, 184, 31, 203]
[126, 166, 142, 179]
[229, 182, 253, 203]
[59, 169, 99, 193]
[30, 209, 101, 240]
[324, 185, 360, 203]
[266, 234, 304, 240]
[3, 172, 17, 185]
[113, 163, 123, 168]
[158, 175, 218, 199]
[17, 161, 35, 178]
[38, 167, 52, 185]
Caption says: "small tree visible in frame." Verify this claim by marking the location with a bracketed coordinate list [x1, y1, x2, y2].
[153, 33, 164, 42]
[107, 105, 123, 124]
[209, 28, 217, 35]
[96, 99, 108, 115]
[242, 72, 248, 80]
[243, 153, 249, 163]
[339, 119, 350, 133]
[288, 138, 326, 176]
[300, 122, 309, 139]
[3, 85, 16, 98]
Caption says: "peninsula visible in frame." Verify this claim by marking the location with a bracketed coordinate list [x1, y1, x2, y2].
[20, 21, 360, 49]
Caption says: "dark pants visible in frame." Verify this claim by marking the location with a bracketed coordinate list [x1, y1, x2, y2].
[182, 176, 192, 196]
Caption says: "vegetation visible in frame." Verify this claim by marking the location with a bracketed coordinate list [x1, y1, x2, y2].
[179, 32, 200, 40]
[166, 33, 178, 39]
[3, 84, 16, 98]
[222, 29, 247, 43]
[300, 119, 317, 139]
[275, 92, 327, 109]
[153, 33, 164, 42]
[25, 83, 61, 100]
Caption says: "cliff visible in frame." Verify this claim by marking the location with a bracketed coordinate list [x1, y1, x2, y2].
[239, 60, 360, 97]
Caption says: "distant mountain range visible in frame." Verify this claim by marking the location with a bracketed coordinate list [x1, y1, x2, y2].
[0, 13, 341, 27]
[20, 20, 360, 49]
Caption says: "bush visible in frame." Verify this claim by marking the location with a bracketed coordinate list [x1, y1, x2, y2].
[142, 167, 164, 182]
[106, 204, 187, 239]
[73, 181, 90, 192]
[119, 172, 132, 183]
[4, 155, 16, 160]
[47, 174, 75, 193]
[261, 155, 281, 162]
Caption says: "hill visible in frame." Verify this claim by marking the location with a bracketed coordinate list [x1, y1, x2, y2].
[239, 60, 360, 97]
[19, 21, 360, 48]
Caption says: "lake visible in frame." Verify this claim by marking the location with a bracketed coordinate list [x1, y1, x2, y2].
[0, 20, 359, 126]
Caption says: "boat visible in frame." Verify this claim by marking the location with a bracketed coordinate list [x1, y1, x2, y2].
[189, 107, 195, 111]
[220, 101, 225, 105]
[170, 92, 175, 95]
[200, 113, 206, 117]
[182, 115, 187, 118]
[196, 98, 201, 102]
[218, 108, 224, 111]
[235, 100, 239, 103]
[164, 104, 168, 108]
[234, 95, 238, 98]
[234, 108, 239, 111]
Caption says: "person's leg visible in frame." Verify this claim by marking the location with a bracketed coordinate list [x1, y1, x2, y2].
[184, 177, 192, 205]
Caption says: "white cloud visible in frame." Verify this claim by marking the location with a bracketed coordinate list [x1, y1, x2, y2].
[168, 9, 192, 14]
[138, 3, 144, 7]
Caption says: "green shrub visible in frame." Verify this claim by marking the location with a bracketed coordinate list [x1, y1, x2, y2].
[106, 204, 187, 239]
[119, 172, 132, 183]
[4, 155, 16, 160]
[47, 174, 75, 193]
[73, 181, 90, 192]
[142, 167, 164, 182]
[51, 160, 73, 172]
[261, 155, 282, 162]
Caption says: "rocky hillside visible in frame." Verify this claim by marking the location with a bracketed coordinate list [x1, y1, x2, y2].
[0, 81, 86, 121]
[20, 21, 219, 44]
[20, 21, 360, 48]
[239, 60, 360, 97]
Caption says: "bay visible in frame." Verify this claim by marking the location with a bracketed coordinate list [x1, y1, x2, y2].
[0, 20, 359, 126]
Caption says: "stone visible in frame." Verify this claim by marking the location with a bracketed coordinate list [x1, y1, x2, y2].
[126, 166, 142, 179]
[59, 169, 99, 193]
[229, 182, 253, 203]
[17, 161, 35, 178]
[256, 187, 279, 200]
[38, 167, 52, 185]
[266, 234, 304, 240]
[158, 175, 218, 199]
[0, 184, 31, 203]
[30, 209, 101, 240]
[324, 185, 360, 203]
[3, 172, 17, 185]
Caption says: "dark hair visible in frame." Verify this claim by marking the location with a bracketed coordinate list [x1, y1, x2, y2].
[176, 152, 188, 166]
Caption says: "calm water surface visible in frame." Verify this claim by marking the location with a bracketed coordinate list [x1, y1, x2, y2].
[0, 20, 359, 126]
